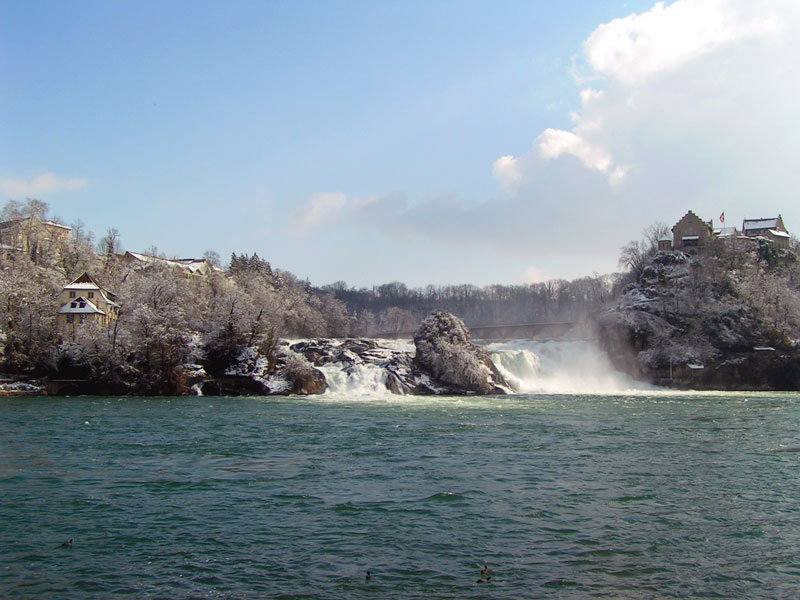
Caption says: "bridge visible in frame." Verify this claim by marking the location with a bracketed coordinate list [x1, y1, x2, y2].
[374, 320, 586, 341]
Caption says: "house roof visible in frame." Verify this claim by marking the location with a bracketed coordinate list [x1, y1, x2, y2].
[770, 229, 790, 238]
[58, 296, 106, 315]
[714, 227, 739, 237]
[62, 272, 117, 302]
[42, 220, 72, 231]
[0, 217, 72, 231]
[743, 217, 779, 230]
[64, 282, 100, 290]
[125, 251, 211, 273]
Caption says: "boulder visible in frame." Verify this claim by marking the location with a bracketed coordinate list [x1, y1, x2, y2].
[279, 355, 328, 395]
[413, 311, 508, 395]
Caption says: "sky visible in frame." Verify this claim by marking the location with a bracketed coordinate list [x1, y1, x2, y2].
[2, 0, 799, 288]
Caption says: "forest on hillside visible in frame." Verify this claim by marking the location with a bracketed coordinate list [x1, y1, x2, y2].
[0, 199, 616, 392]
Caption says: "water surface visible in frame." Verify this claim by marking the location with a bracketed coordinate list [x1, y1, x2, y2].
[2, 393, 799, 598]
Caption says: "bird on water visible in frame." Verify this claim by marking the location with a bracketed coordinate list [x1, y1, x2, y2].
[366, 571, 371, 581]
[60, 539, 73, 548]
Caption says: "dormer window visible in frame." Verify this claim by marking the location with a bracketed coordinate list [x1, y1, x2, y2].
[71, 301, 78, 308]
[79, 302, 86, 308]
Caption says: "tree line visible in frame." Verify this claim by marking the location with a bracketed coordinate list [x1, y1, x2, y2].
[0, 198, 623, 392]
[323, 275, 617, 335]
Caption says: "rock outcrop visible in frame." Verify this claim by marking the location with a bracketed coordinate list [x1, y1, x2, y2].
[280, 354, 328, 395]
[597, 248, 800, 390]
[413, 311, 509, 395]
[285, 312, 510, 395]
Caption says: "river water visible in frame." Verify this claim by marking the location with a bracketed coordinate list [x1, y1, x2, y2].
[2, 391, 799, 599]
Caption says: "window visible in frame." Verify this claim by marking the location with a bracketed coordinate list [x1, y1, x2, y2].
[71, 302, 77, 308]
[66, 314, 74, 323]
[88, 291, 94, 299]
[79, 302, 86, 308]
[79, 315, 85, 323]
[69, 291, 76, 298]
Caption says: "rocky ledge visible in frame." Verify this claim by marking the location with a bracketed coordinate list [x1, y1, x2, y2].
[596, 250, 800, 390]
[188, 311, 509, 397]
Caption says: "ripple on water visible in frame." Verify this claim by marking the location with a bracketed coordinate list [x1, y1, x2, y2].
[1, 393, 799, 599]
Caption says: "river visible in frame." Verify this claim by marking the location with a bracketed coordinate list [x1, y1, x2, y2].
[2, 391, 799, 598]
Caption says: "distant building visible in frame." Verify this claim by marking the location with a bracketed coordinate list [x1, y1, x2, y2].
[671, 210, 713, 252]
[662, 211, 791, 254]
[56, 273, 119, 341]
[0, 216, 71, 261]
[742, 216, 790, 248]
[658, 234, 673, 251]
[118, 251, 218, 278]
[714, 226, 740, 239]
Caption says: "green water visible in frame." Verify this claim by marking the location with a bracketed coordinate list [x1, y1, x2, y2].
[1, 393, 799, 598]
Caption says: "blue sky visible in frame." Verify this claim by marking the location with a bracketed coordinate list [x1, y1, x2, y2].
[2, 0, 799, 287]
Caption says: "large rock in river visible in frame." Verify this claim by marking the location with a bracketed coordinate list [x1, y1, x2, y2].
[279, 354, 328, 395]
[413, 311, 509, 395]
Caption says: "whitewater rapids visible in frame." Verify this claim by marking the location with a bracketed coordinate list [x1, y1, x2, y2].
[317, 338, 647, 396]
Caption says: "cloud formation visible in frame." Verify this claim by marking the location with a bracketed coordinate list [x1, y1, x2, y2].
[581, 0, 777, 85]
[0, 173, 88, 198]
[289, 192, 348, 235]
[293, 0, 800, 280]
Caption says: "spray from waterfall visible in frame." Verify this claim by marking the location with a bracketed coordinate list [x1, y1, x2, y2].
[485, 339, 648, 394]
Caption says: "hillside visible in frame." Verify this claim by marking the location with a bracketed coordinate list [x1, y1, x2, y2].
[597, 239, 800, 389]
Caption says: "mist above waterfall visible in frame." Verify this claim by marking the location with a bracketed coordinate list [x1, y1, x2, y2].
[485, 339, 649, 394]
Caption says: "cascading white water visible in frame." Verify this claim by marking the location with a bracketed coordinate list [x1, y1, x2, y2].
[315, 337, 647, 397]
[319, 362, 394, 396]
[485, 339, 648, 394]
[318, 338, 416, 397]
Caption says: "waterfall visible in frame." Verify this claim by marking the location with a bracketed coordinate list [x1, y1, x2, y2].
[485, 339, 648, 394]
[319, 362, 394, 396]
[315, 337, 647, 397]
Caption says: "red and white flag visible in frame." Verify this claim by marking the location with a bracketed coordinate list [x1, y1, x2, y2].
[719, 211, 725, 223]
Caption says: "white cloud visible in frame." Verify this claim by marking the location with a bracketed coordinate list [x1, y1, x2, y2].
[307, 0, 800, 282]
[537, 128, 613, 173]
[0, 172, 88, 197]
[500, 0, 784, 189]
[492, 155, 522, 194]
[582, 0, 778, 85]
[289, 192, 348, 236]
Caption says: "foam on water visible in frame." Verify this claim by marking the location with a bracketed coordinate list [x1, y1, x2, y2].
[320, 363, 395, 397]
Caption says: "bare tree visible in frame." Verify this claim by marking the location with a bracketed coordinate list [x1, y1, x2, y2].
[643, 222, 670, 252]
[97, 228, 122, 273]
[202, 250, 221, 268]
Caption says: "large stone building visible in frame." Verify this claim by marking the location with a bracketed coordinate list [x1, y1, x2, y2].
[56, 272, 119, 341]
[670, 210, 714, 252]
[660, 211, 792, 253]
